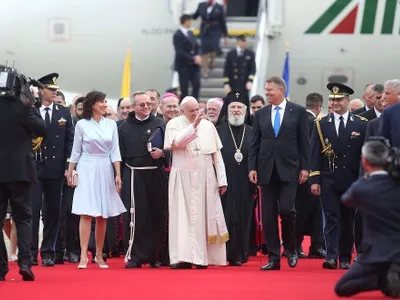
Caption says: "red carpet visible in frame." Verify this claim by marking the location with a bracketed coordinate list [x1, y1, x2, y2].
[2, 253, 387, 299]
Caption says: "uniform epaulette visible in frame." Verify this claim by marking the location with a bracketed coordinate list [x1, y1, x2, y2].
[354, 114, 368, 121]
[309, 171, 320, 177]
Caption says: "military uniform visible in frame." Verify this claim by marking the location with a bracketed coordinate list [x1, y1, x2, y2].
[30, 73, 74, 266]
[223, 36, 256, 93]
[309, 83, 368, 269]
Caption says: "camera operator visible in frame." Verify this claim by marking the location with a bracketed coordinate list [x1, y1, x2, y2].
[0, 74, 47, 281]
[335, 139, 400, 298]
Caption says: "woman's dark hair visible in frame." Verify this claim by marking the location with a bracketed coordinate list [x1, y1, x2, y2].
[82, 91, 106, 120]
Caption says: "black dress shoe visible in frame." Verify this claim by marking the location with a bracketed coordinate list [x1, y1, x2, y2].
[41, 258, 55, 267]
[260, 261, 280, 271]
[54, 256, 64, 265]
[229, 261, 242, 266]
[31, 257, 38, 266]
[309, 248, 327, 259]
[19, 266, 35, 281]
[125, 261, 142, 268]
[297, 250, 307, 259]
[194, 264, 208, 269]
[68, 253, 79, 263]
[322, 259, 338, 269]
[0, 269, 8, 281]
[340, 261, 351, 269]
[171, 262, 192, 269]
[287, 253, 298, 268]
[382, 263, 400, 298]
[353, 253, 361, 262]
[149, 262, 161, 268]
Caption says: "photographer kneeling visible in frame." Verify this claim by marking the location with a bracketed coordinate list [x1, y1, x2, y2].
[335, 138, 400, 298]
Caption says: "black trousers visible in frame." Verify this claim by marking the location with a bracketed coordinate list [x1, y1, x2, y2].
[261, 166, 297, 262]
[335, 262, 391, 297]
[105, 216, 122, 254]
[354, 209, 363, 254]
[177, 65, 200, 101]
[30, 178, 63, 259]
[0, 182, 32, 271]
[295, 181, 324, 251]
[55, 183, 80, 257]
[320, 187, 354, 262]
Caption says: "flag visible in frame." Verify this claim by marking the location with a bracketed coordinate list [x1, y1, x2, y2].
[282, 44, 290, 99]
[120, 45, 131, 98]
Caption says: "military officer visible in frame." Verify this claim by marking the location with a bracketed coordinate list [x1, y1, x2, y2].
[309, 83, 368, 270]
[30, 73, 74, 267]
[223, 35, 256, 95]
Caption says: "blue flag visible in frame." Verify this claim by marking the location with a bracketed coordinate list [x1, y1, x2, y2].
[282, 51, 290, 98]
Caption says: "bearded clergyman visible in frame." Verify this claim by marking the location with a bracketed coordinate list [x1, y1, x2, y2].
[216, 91, 255, 266]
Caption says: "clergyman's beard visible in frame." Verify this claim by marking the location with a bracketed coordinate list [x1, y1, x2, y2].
[228, 114, 245, 126]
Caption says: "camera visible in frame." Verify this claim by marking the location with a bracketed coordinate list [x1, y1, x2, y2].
[367, 136, 400, 180]
[0, 65, 42, 108]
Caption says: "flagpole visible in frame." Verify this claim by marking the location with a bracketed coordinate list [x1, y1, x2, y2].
[120, 43, 132, 99]
[282, 41, 290, 100]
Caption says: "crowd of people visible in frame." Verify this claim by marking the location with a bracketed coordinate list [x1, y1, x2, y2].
[1, 71, 400, 297]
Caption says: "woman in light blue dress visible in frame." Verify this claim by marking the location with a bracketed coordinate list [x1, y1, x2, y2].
[66, 91, 126, 269]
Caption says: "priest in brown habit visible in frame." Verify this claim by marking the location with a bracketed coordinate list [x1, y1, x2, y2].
[216, 91, 255, 266]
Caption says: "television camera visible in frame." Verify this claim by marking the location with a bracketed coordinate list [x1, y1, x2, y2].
[367, 136, 400, 180]
[0, 64, 43, 108]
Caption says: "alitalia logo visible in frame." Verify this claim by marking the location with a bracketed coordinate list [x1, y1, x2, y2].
[306, 0, 399, 34]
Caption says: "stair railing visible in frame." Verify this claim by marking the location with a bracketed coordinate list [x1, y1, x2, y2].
[250, 0, 269, 98]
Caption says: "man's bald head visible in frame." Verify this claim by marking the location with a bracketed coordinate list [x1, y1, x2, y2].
[118, 97, 133, 120]
[349, 98, 364, 112]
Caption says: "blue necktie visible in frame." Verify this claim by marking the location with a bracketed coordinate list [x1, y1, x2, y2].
[274, 106, 281, 137]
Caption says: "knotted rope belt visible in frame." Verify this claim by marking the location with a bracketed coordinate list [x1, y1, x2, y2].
[124, 163, 158, 263]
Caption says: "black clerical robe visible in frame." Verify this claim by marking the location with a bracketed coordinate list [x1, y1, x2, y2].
[118, 113, 168, 265]
[217, 122, 255, 263]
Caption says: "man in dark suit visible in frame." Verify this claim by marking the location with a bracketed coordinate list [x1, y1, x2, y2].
[30, 73, 74, 267]
[248, 76, 310, 270]
[294, 93, 325, 259]
[223, 35, 256, 95]
[0, 85, 47, 281]
[379, 79, 400, 148]
[192, 0, 228, 78]
[55, 96, 85, 263]
[335, 140, 400, 298]
[353, 83, 374, 115]
[360, 83, 385, 121]
[355, 83, 385, 261]
[173, 14, 201, 101]
[309, 83, 368, 270]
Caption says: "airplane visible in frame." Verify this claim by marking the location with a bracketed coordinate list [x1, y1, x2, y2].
[1, 0, 399, 109]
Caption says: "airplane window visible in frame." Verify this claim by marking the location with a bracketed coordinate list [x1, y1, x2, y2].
[54, 23, 65, 35]
[49, 19, 70, 43]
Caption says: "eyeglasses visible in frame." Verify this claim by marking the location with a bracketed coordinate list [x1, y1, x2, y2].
[136, 102, 152, 108]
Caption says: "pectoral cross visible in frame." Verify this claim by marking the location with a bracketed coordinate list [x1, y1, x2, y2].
[194, 146, 200, 155]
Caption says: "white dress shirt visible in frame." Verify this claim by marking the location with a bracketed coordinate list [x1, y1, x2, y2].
[236, 47, 243, 56]
[374, 107, 382, 118]
[369, 170, 388, 176]
[271, 99, 287, 129]
[307, 110, 316, 118]
[40, 102, 54, 122]
[333, 111, 349, 135]
[180, 26, 189, 37]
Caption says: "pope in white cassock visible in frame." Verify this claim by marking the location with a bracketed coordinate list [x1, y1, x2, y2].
[164, 96, 229, 269]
